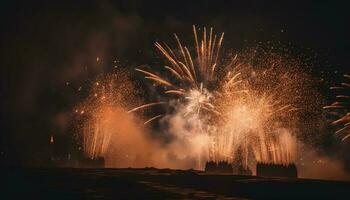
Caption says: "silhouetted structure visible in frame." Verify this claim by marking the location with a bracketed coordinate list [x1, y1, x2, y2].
[79, 157, 105, 168]
[256, 162, 297, 178]
[205, 161, 233, 173]
[232, 162, 252, 175]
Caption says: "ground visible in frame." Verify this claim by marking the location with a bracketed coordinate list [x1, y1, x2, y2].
[3, 168, 350, 199]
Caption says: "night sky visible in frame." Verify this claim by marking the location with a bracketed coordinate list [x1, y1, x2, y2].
[1, 0, 349, 167]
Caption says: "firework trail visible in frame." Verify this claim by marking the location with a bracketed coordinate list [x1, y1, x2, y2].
[324, 74, 350, 141]
[130, 25, 226, 121]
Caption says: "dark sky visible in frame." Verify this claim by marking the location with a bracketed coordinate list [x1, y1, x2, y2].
[1, 0, 349, 166]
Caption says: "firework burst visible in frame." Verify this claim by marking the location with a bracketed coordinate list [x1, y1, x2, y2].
[324, 74, 350, 141]
[210, 59, 300, 167]
[130, 25, 226, 122]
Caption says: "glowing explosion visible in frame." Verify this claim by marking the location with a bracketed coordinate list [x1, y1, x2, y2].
[324, 74, 350, 141]
[127, 26, 305, 169]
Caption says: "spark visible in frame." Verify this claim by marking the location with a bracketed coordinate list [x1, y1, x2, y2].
[144, 114, 164, 125]
[128, 102, 166, 113]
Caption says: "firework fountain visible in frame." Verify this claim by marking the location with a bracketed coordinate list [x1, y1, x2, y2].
[75, 72, 143, 166]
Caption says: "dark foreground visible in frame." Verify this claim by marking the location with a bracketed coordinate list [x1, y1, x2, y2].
[3, 168, 350, 199]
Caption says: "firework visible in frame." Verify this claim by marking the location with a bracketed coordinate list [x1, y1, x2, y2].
[130, 26, 304, 170]
[129, 26, 242, 169]
[324, 74, 350, 141]
[75, 71, 139, 159]
[211, 61, 299, 167]
[130, 25, 225, 121]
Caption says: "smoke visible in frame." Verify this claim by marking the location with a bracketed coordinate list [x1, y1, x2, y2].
[159, 103, 212, 169]
[297, 143, 350, 181]
[74, 70, 205, 169]
[94, 100, 350, 181]
[104, 101, 212, 170]
[102, 107, 158, 168]
[89, 104, 210, 170]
